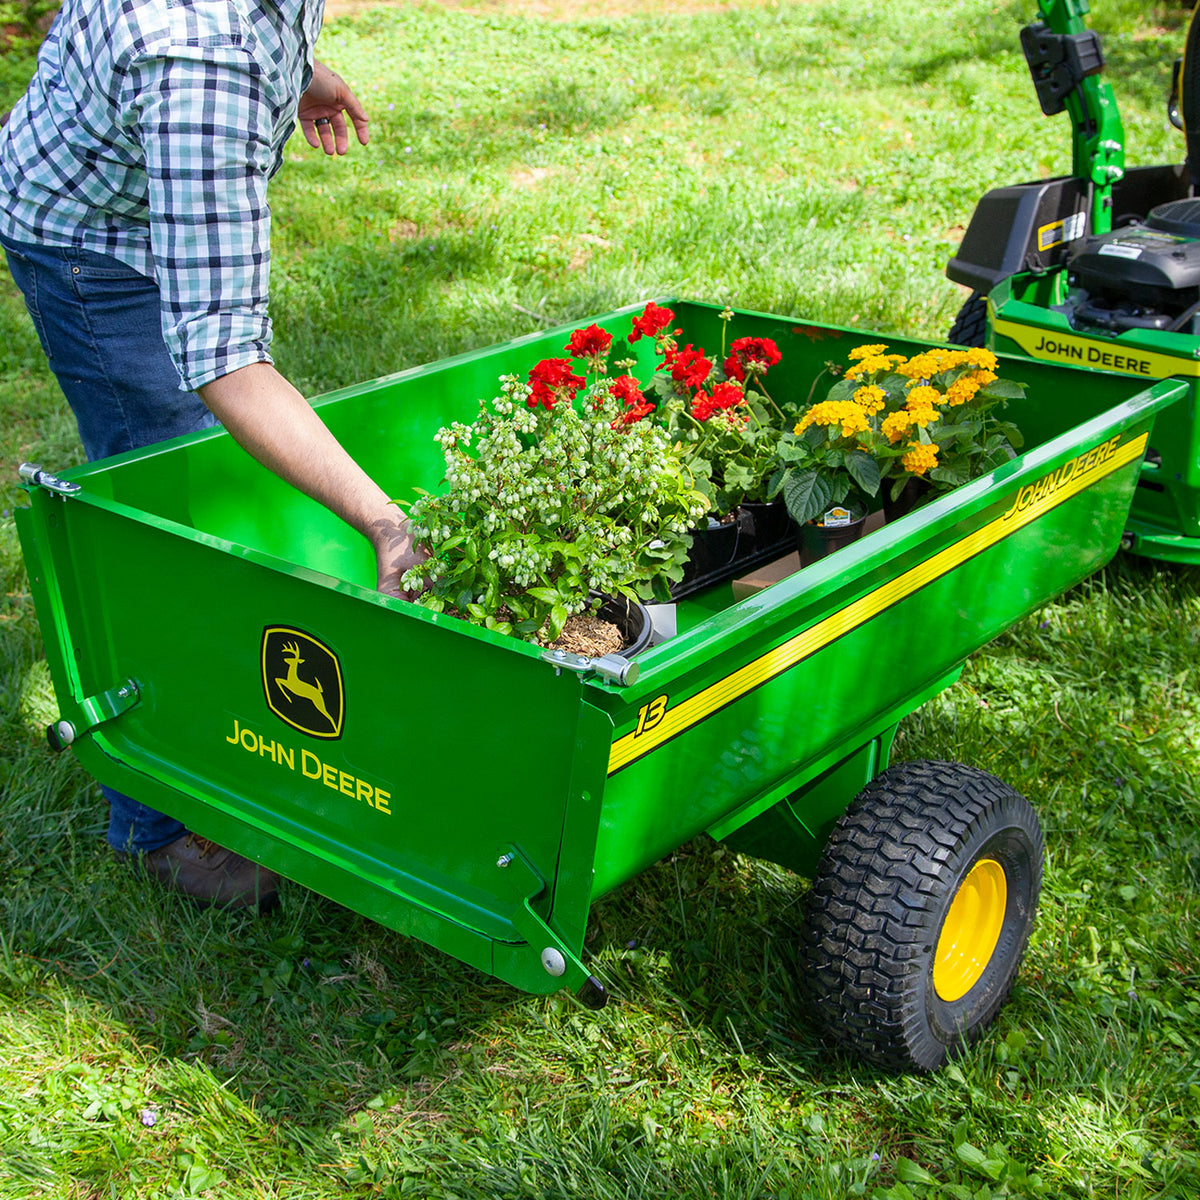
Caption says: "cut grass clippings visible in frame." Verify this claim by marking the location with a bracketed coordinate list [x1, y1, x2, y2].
[1, 1, 1199, 1197]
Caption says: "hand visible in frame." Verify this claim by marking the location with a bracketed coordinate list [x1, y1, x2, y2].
[299, 59, 369, 156]
[371, 506, 429, 602]
[198, 364, 429, 603]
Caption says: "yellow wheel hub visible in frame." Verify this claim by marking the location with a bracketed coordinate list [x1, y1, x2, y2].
[933, 858, 1007, 1003]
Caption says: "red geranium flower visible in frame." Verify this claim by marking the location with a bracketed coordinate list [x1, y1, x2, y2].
[612, 401, 657, 428]
[565, 323, 613, 361]
[609, 374, 650, 409]
[724, 336, 782, 381]
[628, 302, 675, 343]
[691, 392, 715, 422]
[527, 358, 585, 410]
[710, 380, 745, 410]
[666, 344, 713, 391]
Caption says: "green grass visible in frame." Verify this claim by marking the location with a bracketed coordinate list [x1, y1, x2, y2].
[2, 1, 1200, 1196]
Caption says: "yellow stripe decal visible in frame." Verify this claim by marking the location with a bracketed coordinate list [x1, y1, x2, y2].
[992, 318, 1200, 381]
[607, 432, 1148, 775]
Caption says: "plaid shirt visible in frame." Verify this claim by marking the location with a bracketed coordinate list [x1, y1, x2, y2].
[0, 0, 325, 390]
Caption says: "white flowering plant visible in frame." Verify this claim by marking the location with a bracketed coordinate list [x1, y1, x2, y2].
[399, 326, 709, 643]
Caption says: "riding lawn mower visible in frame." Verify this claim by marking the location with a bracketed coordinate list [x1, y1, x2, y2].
[947, 0, 1200, 562]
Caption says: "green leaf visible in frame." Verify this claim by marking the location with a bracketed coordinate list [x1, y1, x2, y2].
[781, 469, 832, 526]
[954, 1142, 1003, 1181]
[980, 377, 1026, 399]
[895, 1158, 937, 1185]
[929, 464, 972, 487]
[994, 420, 1025, 449]
[932, 421, 972, 441]
[549, 604, 571, 639]
[823, 377, 857, 404]
[845, 450, 881, 497]
[526, 586, 559, 604]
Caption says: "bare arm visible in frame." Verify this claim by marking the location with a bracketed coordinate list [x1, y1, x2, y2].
[198, 362, 422, 598]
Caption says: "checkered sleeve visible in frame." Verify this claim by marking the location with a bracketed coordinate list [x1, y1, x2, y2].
[128, 50, 279, 391]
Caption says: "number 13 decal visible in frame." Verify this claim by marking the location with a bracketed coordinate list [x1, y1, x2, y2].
[635, 694, 669, 737]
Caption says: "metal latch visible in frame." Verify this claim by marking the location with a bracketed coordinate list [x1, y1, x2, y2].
[541, 648, 639, 687]
[19, 462, 81, 496]
[495, 843, 608, 1010]
[48, 679, 141, 751]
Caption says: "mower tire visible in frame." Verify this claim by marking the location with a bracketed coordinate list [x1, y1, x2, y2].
[948, 292, 988, 348]
[800, 759, 1043, 1073]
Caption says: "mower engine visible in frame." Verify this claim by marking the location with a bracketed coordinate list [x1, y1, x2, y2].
[1066, 200, 1200, 335]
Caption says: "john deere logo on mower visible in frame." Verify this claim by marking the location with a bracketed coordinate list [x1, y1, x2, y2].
[261, 627, 344, 740]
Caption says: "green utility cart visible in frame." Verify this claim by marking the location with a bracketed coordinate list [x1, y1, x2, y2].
[947, 0, 1200, 564]
[15, 301, 1185, 1072]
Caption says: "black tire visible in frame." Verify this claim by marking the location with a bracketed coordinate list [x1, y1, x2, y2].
[800, 759, 1043, 1073]
[947, 292, 988, 348]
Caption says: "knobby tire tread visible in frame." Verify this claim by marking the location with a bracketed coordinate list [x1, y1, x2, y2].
[947, 293, 988, 349]
[800, 759, 1043, 1073]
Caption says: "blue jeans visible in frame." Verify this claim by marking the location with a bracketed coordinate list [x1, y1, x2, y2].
[2, 232, 218, 852]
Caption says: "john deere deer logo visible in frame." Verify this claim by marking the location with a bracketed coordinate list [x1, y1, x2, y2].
[261, 627, 344, 739]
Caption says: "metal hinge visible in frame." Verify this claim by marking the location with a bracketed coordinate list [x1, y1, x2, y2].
[541, 648, 638, 687]
[495, 843, 608, 1010]
[48, 679, 141, 751]
[19, 462, 81, 496]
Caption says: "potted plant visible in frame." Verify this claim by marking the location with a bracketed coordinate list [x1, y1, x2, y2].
[631, 304, 791, 568]
[842, 343, 1026, 518]
[773, 343, 1027, 562]
[769, 390, 883, 562]
[399, 324, 708, 647]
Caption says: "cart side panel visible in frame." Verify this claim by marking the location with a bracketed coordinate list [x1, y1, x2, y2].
[585, 380, 1184, 898]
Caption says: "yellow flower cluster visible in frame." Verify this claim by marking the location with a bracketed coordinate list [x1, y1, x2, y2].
[900, 442, 939, 476]
[796, 400, 870, 437]
[847, 343, 889, 361]
[882, 408, 934, 444]
[892, 346, 999, 384]
[965, 347, 999, 371]
[943, 376, 981, 407]
[845, 354, 896, 381]
[906, 385, 941, 413]
[880, 387, 940, 443]
[895, 351, 956, 380]
[853, 385, 887, 415]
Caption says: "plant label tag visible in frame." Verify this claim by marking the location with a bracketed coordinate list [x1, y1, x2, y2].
[823, 506, 853, 527]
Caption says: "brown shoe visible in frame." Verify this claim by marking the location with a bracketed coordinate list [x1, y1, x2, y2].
[138, 834, 280, 910]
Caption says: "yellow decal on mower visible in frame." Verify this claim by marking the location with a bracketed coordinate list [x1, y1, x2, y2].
[1036, 210, 1087, 253]
[607, 431, 1149, 775]
[993, 317, 1200, 380]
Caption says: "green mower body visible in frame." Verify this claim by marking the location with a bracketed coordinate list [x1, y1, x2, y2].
[947, 0, 1200, 562]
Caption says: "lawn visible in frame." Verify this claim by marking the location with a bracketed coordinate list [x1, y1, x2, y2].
[1, 1, 1198, 1197]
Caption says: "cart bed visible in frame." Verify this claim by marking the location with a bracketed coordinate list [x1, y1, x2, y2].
[16, 301, 1185, 998]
